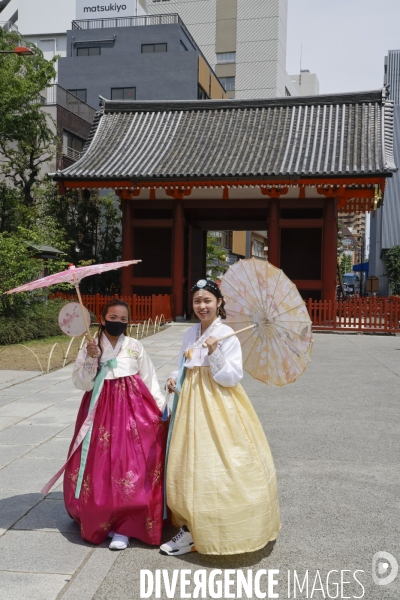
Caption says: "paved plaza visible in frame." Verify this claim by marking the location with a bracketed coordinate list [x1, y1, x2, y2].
[0, 326, 399, 599]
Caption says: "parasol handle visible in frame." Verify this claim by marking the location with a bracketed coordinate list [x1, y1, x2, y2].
[74, 285, 93, 342]
[202, 323, 257, 347]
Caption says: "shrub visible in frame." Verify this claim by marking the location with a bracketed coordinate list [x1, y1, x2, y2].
[386, 245, 400, 296]
[0, 300, 67, 345]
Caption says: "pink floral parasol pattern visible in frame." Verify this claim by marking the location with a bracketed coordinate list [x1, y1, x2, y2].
[5, 261, 142, 294]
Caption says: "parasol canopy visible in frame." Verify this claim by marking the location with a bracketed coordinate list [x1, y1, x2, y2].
[5, 260, 141, 341]
[220, 258, 313, 386]
[5, 260, 141, 294]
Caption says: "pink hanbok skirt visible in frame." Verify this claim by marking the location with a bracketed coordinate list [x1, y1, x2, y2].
[64, 375, 167, 545]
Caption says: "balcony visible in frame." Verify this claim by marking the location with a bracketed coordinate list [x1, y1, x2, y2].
[40, 85, 96, 124]
[63, 147, 83, 162]
[71, 13, 200, 54]
[0, 21, 18, 32]
[73, 13, 179, 30]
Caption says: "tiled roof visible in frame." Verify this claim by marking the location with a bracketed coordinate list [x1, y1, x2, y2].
[53, 89, 397, 182]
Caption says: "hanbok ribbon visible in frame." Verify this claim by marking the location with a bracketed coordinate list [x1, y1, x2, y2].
[163, 355, 186, 519]
[40, 358, 118, 496]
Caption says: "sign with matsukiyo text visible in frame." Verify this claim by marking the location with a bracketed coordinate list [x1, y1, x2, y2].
[76, 0, 137, 20]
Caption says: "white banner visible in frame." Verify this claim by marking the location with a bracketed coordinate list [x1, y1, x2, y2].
[76, 0, 138, 20]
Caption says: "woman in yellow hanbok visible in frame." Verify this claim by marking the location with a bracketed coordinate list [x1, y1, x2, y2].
[160, 279, 281, 556]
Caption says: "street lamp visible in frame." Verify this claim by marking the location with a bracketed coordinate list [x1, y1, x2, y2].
[0, 46, 34, 55]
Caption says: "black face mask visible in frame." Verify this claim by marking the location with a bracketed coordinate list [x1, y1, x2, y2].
[104, 319, 127, 337]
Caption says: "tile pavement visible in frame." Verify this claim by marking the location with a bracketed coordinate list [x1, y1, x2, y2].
[0, 327, 399, 599]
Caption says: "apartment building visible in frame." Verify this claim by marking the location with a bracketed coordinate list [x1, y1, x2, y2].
[148, 0, 297, 99]
[58, 14, 226, 108]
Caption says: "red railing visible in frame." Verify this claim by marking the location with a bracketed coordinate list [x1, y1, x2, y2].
[51, 293, 172, 323]
[307, 296, 400, 332]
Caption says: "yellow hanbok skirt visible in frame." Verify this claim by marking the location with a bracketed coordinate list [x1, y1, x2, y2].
[166, 366, 281, 555]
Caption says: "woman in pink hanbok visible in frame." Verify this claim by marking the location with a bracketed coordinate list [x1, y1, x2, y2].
[64, 299, 167, 550]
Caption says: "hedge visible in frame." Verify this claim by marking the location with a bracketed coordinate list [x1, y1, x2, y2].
[0, 300, 68, 346]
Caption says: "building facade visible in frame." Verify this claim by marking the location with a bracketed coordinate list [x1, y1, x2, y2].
[148, 0, 297, 99]
[369, 50, 400, 295]
[290, 70, 320, 96]
[0, 0, 148, 78]
[58, 15, 226, 108]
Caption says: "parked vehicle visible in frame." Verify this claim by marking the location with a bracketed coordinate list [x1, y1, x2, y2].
[342, 273, 360, 295]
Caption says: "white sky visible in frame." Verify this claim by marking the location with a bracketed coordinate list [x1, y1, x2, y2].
[287, 0, 400, 94]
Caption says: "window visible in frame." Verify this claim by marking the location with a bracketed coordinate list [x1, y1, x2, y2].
[216, 52, 236, 64]
[219, 76, 235, 91]
[180, 40, 188, 51]
[63, 131, 85, 161]
[222, 231, 232, 249]
[252, 239, 265, 258]
[198, 85, 210, 100]
[111, 87, 136, 100]
[67, 89, 87, 102]
[77, 47, 101, 56]
[141, 43, 167, 53]
[285, 86, 291, 96]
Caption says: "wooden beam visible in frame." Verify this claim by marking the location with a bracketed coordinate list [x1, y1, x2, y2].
[59, 176, 386, 191]
[121, 201, 133, 295]
[323, 197, 338, 301]
[132, 219, 173, 228]
[260, 186, 289, 198]
[132, 277, 172, 286]
[268, 198, 280, 268]
[292, 280, 323, 290]
[192, 220, 266, 230]
[173, 201, 185, 318]
[279, 219, 324, 228]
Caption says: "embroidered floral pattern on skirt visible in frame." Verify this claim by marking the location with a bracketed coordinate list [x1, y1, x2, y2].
[64, 375, 167, 545]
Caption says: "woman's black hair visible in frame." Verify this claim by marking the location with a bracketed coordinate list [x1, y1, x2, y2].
[96, 298, 130, 360]
[191, 279, 227, 320]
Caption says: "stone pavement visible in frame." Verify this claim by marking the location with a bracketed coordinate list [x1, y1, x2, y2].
[0, 327, 399, 599]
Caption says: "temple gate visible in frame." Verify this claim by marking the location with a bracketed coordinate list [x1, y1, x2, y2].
[53, 89, 396, 319]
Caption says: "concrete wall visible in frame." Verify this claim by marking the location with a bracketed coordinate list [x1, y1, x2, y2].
[58, 23, 200, 107]
[148, 0, 217, 67]
[291, 71, 320, 96]
[149, 0, 294, 99]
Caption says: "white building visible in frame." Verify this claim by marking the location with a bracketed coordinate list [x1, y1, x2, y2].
[148, 0, 297, 99]
[0, 0, 148, 78]
[290, 69, 320, 96]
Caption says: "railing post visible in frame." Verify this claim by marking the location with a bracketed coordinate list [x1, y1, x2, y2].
[384, 298, 389, 332]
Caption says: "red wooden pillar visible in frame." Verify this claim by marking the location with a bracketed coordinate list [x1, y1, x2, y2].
[323, 197, 337, 301]
[268, 198, 280, 267]
[173, 200, 184, 319]
[121, 200, 132, 296]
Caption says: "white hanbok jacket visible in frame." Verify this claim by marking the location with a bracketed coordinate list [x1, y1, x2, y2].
[72, 334, 165, 410]
[169, 318, 243, 388]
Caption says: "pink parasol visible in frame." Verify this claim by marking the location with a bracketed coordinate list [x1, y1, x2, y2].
[5, 260, 142, 341]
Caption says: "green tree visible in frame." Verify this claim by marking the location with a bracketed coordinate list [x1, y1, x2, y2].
[386, 245, 400, 296]
[0, 231, 44, 314]
[206, 232, 228, 279]
[340, 253, 352, 275]
[40, 183, 122, 292]
[0, 28, 57, 206]
[337, 220, 344, 256]
[0, 183, 21, 233]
